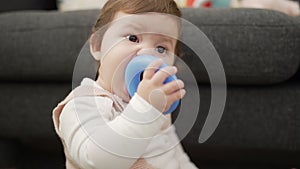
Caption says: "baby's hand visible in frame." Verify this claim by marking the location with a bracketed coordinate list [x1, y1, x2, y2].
[137, 59, 186, 113]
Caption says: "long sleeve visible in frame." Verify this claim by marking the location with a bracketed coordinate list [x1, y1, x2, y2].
[59, 93, 167, 169]
[174, 134, 198, 169]
[142, 125, 199, 169]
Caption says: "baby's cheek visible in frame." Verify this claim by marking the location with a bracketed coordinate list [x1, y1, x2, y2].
[161, 51, 176, 65]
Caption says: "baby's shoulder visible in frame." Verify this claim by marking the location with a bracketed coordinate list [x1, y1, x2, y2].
[62, 96, 114, 118]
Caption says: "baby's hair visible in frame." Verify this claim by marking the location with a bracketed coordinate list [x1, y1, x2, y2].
[91, 0, 182, 55]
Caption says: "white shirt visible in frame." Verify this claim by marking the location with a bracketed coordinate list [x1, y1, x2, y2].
[58, 78, 198, 169]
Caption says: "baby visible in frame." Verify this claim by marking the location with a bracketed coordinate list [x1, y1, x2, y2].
[52, 0, 198, 168]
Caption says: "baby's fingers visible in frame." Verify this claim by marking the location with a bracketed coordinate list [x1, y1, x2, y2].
[143, 59, 163, 80]
[162, 89, 185, 112]
[168, 89, 186, 104]
[162, 80, 184, 95]
[152, 66, 177, 85]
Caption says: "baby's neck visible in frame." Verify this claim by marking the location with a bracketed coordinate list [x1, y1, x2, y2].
[95, 78, 111, 92]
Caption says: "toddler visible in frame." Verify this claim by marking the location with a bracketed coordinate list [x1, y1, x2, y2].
[52, 0, 198, 168]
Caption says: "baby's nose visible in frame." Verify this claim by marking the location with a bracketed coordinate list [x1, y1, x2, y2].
[136, 48, 156, 57]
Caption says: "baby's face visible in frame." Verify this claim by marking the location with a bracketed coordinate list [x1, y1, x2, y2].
[95, 11, 179, 102]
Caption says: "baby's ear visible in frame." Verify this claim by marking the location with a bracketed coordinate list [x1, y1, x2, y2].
[90, 33, 102, 61]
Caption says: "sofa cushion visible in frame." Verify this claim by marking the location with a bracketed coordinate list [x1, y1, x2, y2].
[0, 10, 97, 82]
[0, 9, 299, 84]
[0, 82, 299, 167]
[180, 8, 300, 85]
[0, 0, 57, 12]
[290, 15, 300, 82]
[0, 139, 19, 168]
[173, 82, 300, 166]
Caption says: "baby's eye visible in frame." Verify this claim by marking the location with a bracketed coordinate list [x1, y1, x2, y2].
[156, 46, 167, 54]
[126, 35, 139, 43]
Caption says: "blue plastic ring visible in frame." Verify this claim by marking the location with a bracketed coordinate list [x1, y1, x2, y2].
[125, 55, 179, 114]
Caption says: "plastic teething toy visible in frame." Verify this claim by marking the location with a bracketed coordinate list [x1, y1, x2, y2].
[125, 55, 180, 114]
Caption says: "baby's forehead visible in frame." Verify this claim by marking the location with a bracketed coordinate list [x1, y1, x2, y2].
[110, 12, 180, 39]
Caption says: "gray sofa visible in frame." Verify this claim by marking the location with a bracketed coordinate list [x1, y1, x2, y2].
[0, 8, 299, 169]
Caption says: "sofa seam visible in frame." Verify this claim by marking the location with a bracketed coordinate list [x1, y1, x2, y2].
[1, 24, 298, 33]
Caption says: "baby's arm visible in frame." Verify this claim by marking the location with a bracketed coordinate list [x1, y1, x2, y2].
[173, 132, 199, 169]
[59, 59, 185, 169]
[60, 94, 166, 169]
[142, 123, 198, 169]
